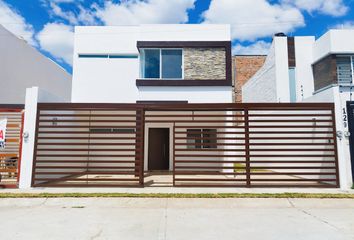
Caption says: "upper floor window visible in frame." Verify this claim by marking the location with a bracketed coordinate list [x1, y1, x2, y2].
[336, 56, 353, 84]
[140, 49, 183, 79]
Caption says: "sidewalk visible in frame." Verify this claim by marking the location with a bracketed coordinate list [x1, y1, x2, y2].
[1, 186, 354, 195]
[1, 197, 354, 240]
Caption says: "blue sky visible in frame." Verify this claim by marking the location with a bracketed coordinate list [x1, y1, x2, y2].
[1, 0, 354, 73]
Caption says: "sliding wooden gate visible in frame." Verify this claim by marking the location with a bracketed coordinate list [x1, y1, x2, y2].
[32, 103, 339, 188]
[0, 105, 24, 188]
[167, 103, 339, 187]
[32, 103, 144, 187]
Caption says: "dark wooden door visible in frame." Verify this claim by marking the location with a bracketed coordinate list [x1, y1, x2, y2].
[347, 102, 354, 183]
[148, 128, 169, 171]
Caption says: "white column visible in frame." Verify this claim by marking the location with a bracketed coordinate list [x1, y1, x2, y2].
[333, 87, 353, 190]
[19, 87, 39, 189]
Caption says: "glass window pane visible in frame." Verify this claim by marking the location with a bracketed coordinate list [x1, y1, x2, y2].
[288, 68, 296, 102]
[337, 56, 352, 83]
[162, 50, 182, 79]
[202, 129, 217, 149]
[143, 49, 160, 78]
[187, 129, 201, 149]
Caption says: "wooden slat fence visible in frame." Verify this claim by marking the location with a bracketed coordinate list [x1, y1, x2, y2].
[32, 103, 339, 188]
[0, 105, 24, 188]
[164, 103, 339, 187]
[32, 103, 144, 187]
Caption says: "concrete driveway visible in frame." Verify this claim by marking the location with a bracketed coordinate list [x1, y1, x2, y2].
[0, 198, 353, 240]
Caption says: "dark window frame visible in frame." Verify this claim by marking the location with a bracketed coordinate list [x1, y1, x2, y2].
[140, 48, 183, 80]
[136, 41, 232, 87]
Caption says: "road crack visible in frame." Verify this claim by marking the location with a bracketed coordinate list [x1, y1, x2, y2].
[90, 229, 103, 240]
[287, 198, 340, 230]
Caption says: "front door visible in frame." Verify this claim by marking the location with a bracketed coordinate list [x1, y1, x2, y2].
[148, 128, 169, 171]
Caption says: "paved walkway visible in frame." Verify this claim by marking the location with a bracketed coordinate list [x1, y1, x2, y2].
[0, 198, 353, 240]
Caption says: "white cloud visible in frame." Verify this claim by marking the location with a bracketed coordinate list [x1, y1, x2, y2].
[94, 0, 195, 25]
[0, 0, 35, 45]
[282, 0, 348, 17]
[45, 0, 77, 3]
[48, 2, 78, 25]
[36, 23, 74, 65]
[42, 0, 95, 25]
[35, 0, 196, 67]
[76, 5, 96, 25]
[202, 0, 305, 41]
[233, 41, 271, 55]
[40, 0, 78, 5]
[332, 21, 354, 29]
[36, 0, 196, 67]
[42, 0, 195, 26]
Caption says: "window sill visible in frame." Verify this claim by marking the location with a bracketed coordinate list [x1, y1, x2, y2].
[136, 79, 231, 86]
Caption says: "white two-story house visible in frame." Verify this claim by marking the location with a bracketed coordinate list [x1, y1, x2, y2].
[72, 24, 232, 103]
[17, 24, 341, 189]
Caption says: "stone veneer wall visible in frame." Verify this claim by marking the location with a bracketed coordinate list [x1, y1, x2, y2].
[233, 55, 266, 103]
[184, 48, 226, 80]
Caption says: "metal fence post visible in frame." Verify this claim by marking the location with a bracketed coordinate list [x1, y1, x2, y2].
[173, 124, 176, 186]
[244, 108, 251, 187]
[331, 104, 340, 188]
[138, 108, 145, 186]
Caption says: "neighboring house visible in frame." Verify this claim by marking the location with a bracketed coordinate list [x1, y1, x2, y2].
[242, 34, 315, 103]
[72, 24, 232, 103]
[232, 55, 266, 103]
[242, 29, 354, 189]
[0, 24, 71, 188]
[0, 24, 71, 104]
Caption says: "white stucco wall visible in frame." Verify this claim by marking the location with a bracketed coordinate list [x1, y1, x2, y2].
[242, 42, 277, 102]
[139, 86, 232, 103]
[302, 87, 335, 103]
[312, 31, 332, 63]
[303, 86, 353, 190]
[71, 24, 232, 103]
[0, 25, 71, 104]
[243, 37, 291, 103]
[274, 37, 290, 102]
[72, 57, 140, 103]
[313, 29, 354, 62]
[140, 24, 230, 41]
[294, 37, 315, 101]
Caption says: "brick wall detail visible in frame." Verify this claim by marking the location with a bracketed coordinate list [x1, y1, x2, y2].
[233, 56, 266, 102]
